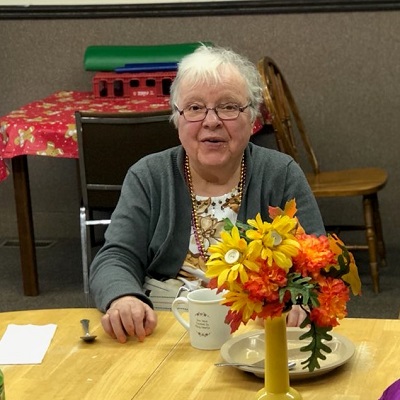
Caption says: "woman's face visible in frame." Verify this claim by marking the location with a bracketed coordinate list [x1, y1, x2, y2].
[176, 69, 254, 170]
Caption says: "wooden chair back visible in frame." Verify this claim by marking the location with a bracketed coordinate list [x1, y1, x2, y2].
[257, 56, 388, 293]
[257, 56, 320, 175]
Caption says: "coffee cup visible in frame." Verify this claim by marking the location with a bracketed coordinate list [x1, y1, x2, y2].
[171, 288, 231, 350]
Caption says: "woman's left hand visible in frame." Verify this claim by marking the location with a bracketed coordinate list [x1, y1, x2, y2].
[286, 305, 306, 327]
[256, 305, 307, 328]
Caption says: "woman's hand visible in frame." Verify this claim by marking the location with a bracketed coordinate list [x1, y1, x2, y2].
[286, 305, 306, 327]
[101, 296, 158, 343]
[255, 305, 307, 328]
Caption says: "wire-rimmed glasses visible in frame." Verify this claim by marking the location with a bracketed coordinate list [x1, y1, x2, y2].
[175, 103, 250, 122]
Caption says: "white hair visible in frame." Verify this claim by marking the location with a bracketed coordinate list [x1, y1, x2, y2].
[169, 44, 263, 126]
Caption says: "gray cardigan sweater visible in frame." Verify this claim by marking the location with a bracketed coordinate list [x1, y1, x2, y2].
[90, 143, 325, 311]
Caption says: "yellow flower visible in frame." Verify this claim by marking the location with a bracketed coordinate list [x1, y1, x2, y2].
[246, 213, 300, 271]
[222, 290, 263, 322]
[205, 226, 259, 288]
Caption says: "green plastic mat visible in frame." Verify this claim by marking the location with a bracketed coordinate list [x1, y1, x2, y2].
[84, 42, 213, 71]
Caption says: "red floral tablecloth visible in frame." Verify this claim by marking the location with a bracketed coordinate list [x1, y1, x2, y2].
[0, 90, 265, 181]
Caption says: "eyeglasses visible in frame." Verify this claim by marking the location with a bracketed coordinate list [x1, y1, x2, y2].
[175, 103, 251, 122]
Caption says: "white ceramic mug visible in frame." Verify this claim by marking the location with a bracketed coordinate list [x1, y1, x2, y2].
[171, 288, 231, 350]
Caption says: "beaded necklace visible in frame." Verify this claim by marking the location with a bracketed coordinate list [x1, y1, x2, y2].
[184, 154, 246, 261]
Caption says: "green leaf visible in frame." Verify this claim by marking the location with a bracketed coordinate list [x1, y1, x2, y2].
[298, 317, 333, 372]
[279, 273, 317, 306]
[223, 218, 235, 232]
[223, 219, 253, 240]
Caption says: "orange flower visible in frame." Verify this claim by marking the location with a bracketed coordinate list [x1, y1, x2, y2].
[244, 261, 287, 303]
[205, 199, 361, 372]
[258, 301, 286, 319]
[292, 234, 336, 279]
[310, 278, 350, 327]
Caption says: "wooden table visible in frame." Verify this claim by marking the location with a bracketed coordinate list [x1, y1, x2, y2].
[0, 309, 399, 400]
[0, 308, 185, 400]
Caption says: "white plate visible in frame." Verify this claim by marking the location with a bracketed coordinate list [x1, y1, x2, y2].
[220, 328, 355, 380]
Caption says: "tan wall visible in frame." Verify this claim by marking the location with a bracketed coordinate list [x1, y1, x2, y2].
[0, 11, 399, 249]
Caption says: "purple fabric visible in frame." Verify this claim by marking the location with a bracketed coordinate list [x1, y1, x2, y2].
[379, 379, 400, 400]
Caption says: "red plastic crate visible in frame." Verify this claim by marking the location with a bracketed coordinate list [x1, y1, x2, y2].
[93, 71, 177, 99]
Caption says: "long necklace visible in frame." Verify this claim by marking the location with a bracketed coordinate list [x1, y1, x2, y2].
[184, 154, 246, 262]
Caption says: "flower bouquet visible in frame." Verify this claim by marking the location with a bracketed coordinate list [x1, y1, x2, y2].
[205, 199, 361, 372]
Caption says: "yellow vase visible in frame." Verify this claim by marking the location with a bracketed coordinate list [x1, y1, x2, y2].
[255, 314, 302, 400]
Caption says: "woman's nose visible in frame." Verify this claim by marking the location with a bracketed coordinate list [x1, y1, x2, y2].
[202, 108, 222, 127]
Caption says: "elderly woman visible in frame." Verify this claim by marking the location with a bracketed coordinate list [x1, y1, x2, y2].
[90, 45, 325, 343]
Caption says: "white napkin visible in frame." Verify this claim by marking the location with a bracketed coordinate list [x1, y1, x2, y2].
[0, 324, 57, 364]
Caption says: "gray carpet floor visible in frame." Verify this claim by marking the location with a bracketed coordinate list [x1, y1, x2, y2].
[0, 238, 399, 319]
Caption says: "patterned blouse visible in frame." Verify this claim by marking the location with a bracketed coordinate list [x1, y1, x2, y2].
[178, 188, 241, 288]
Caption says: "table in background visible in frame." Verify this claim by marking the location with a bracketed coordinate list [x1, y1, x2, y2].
[0, 309, 399, 400]
[0, 91, 265, 296]
[0, 91, 171, 296]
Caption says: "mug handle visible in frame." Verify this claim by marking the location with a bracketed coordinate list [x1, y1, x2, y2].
[171, 297, 190, 331]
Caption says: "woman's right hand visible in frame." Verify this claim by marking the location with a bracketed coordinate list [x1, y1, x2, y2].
[101, 296, 158, 343]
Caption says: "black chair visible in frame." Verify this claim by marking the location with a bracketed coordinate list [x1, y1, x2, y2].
[75, 110, 180, 305]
